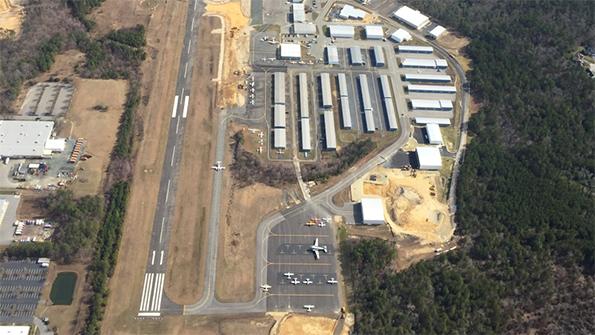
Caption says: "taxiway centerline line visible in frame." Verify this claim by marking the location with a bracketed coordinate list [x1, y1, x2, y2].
[171, 95, 179, 118]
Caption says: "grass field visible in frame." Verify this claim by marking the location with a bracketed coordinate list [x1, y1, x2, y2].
[50, 272, 77, 305]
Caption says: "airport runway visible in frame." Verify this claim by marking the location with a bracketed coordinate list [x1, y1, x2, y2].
[136, 0, 205, 318]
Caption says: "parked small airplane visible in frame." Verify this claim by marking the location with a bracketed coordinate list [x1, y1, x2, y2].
[317, 222, 326, 227]
[304, 305, 315, 312]
[327, 278, 338, 284]
[303, 278, 313, 285]
[310, 238, 328, 260]
[283, 272, 294, 278]
[291, 278, 301, 285]
[212, 161, 225, 171]
[260, 284, 271, 292]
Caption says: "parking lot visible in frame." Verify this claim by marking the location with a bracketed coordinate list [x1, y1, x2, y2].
[265, 204, 340, 313]
[0, 260, 48, 323]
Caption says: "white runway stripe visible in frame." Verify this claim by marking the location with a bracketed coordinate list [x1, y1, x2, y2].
[171, 95, 179, 118]
[152, 273, 165, 311]
[182, 96, 190, 118]
[139, 273, 151, 311]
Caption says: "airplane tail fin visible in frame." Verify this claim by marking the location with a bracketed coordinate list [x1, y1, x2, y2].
[323, 246, 328, 253]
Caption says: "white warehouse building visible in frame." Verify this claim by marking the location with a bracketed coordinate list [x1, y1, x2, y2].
[339, 4, 366, 20]
[390, 28, 412, 43]
[326, 45, 340, 65]
[0, 120, 64, 158]
[329, 25, 355, 38]
[364, 25, 384, 40]
[425, 123, 443, 145]
[393, 6, 430, 30]
[429, 25, 447, 39]
[279, 43, 301, 59]
[361, 197, 385, 225]
[416, 146, 442, 170]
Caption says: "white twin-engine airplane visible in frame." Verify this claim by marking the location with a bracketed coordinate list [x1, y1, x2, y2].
[304, 305, 315, 312]
[211, 161, 225, 171]
[310, 238, 328, 260]
[260, 284, 271, 292]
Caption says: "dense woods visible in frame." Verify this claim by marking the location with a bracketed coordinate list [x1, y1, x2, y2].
[343, 1, 595, 334]
[302, 139, 376, 182]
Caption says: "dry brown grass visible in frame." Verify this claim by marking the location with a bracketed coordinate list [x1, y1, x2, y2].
[276, 314, 337, 335]
[0, 0, 23, 36]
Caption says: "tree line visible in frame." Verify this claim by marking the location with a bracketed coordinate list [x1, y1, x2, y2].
[343, 1, 595, 334]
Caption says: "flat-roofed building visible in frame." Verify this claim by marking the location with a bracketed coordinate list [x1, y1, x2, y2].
[372, 46, 385, 67]
[397, 45, 433, 53]
[358, 74, 373, 111]
[323, 110, 337, 150]
[383, 98, 398, 130]
[326, 45, 340, 65]
[361, 197, 385, 225]
[329, 25, 355, 38]
[429, 25, 447, 39]
[401, 58, 448, 69]
[425, 123, 443, 145]
[298, 73, 310, 118]
[0, 326, 30, 335]
[364, 110, 375, 132]
[407, 84, 457, 94]
[300, 118, 312, 151]
[293, 23, 317, 35]
[350, 46, 364, 65]
[279, 43, 301, 59]
[0, 120, 61, 158]
[339, 4, 366, 20]
[273, 128, 287, 149]
[320, 73, 333, 108]
[364, 25, 384, 39]
[410, 99, 453, 110]
[273, 104, 286, 128]
[274, 72, 286, 104]
[404, 73, 451, 82]
[414, 117, 451, 125]
[292, 3, 306, 22]
[339, 96, 352, 129]
[379, 74, 393, 99]
[416, 146, 442, 170]
[337, 73, 348, 97]
[393, 6, 430, 30]
[390, 28, 412, 42]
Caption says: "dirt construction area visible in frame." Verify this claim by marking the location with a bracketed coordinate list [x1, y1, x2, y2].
[0, 0, 23, 37]
[351, 166, 453, 245]
[215, 181, 284, 302]
[60, 78, 128, 196]
[275, 314, 337, 335]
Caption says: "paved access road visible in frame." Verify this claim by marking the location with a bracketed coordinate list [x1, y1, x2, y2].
[136, 0, 205, 318]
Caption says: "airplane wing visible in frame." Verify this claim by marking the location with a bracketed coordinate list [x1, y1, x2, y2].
[314, 238, 319, 247]
[314, 249, 320, 260]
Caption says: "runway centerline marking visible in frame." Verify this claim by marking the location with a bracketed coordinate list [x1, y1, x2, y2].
[182, 96, 190, 118]
[170, 146, 176, 166]
[165, 179, 171, 202]
[176, 117, 181, 134]
[171, 95, 179, 118]
[184, 62, 189, 78]
[187, 40, 191, 54]
[159, 217, 165, 244]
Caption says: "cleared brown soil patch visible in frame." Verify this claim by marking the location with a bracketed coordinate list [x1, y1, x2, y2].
[37, 263, 87, 335]
[90, 0, 151, 37]
[0, 0, 23, 36]
[16, 191, 48, 219]
[62, 78, 127, 196]
[101, 0, 189, 331]
[164, 15, 221, 305]
[215, 182, 283, 302]
[276, 314, 337, 335]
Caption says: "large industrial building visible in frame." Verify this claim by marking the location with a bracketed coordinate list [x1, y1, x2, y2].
[379, 75, 398, 130]
[323, 110, 337, 150]
[0, 120, 64, 158]
[407, 84, 457, 94]
[329, 25, 355, 38]
[361, 197, 385, 225]
[358, 74, 375, 132]
[293, 23, 317, 35]
[337, 73, 352, 129]
[273, 128, 287, 149]
[320, 73, 333, 108]
[364, 25, 384, 40]
[397, 45, 433, 54]
[279, 43, 301, 59]
[300, 118, 311, 151]
[326, 46, 340, 65]
[416, 146, 442, 170]
[393, 6, 430, 30]
[429, 25, 447, 39]
[404, 73, 451, 82]
[401, 58, 448, 69]
[339, 4, 366, 20]
[425, 123, 443, 145]
[410, 99, 453, 111]
[349, 46, 364, 65]
[298, 73, 310, 118]
[274, 72, 286, 104]
[390, 28, 412, 43]
[273, 104, 286, 128]
[292, 3, 306, 22]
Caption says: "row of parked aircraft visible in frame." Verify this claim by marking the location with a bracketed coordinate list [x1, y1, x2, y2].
[282, 272, 338, 285]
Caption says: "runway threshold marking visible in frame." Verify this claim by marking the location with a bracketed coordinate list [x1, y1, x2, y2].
[171, 95, 179, 118]
[138, 273, 165, 314]
[182, 96, 190, 118]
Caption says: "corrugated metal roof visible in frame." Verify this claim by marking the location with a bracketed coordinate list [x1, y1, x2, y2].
[350, 46, 363, 65]
[364, 109, 375, 132]
[293, 23, 317, 35]
[397, 45, 433, 53]
[329, 25, 355, 38]
[404, 73, 451, 82]
[337, 73, 348, 97]
[364, 25, 384, 39]
[373, 46, 385, 66]
[340, 96, 352, 129]
[425, 123, 443, 145]
[410, 99, 453, 110]
[320, 73, 333, 107]
[414, 117, 451, 125]
[300, 118, 312, 151]
[379, 75, 392, 99]
[407, 84, 456, 93]
[401, 58, 440, 68]
[273, 104, 286, 128]
[273, 128, 287, 149]
[274, 72, 286, 104]
[292, 3, 306, 22]
[358, 74, 372, 111]
[383, 98, 398, 130]
[393, 6, 430, 30]
[326, 46, 339, 65]
[323, 110, 337, 149]
[298, 73, 310, 118]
